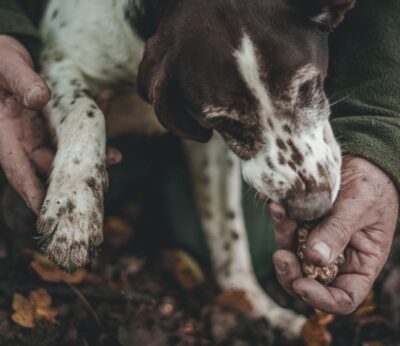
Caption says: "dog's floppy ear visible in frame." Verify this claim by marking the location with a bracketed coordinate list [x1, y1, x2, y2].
[305, 0, 356, 30]
[137, 39, 212, 143]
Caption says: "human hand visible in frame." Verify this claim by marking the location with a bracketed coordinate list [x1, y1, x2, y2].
[0, 36, 121, 214]
[270, 156, 399, 314]
[0, 35, 52, 213]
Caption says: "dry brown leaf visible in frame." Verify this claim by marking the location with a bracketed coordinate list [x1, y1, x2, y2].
[29, 288, 58, 323]
[354, 306, 376, 318]
[11, 293, 35, 328]
[313, 310, 335, 326]
[302, 310, 335, 346]
[30, 252, 86, 284]
[11, 289, 59, 328]
[353, 291, 376, 318]
[215, 289, 254, 314]
[302, 320, 332, 346]
[161, 250, 205, 290]
[104, 216, 134, 248]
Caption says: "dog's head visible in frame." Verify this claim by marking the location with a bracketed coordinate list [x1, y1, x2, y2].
[138, 0, 356, 221]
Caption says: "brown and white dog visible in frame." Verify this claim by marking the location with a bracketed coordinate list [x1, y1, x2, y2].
[38, 0, 355, 337]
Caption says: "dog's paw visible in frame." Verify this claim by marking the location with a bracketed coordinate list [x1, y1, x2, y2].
[218, 277, 306, 339]
[244, 287, 306, 339]
[37, 169, 107, 271]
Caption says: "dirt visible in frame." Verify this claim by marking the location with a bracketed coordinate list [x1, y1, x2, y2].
[0, 188, 399, 346]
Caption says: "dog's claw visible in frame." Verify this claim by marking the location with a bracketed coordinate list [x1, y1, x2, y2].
[37, 233, 53, 249]
[88, 243, 97, 260]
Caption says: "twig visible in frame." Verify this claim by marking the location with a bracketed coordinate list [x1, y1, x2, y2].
[66, 282, 103, 329]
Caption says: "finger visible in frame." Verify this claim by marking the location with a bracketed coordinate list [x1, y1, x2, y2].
[272, 250, 303, 296]
[0, 60, 50, 110]
[269, 203, 298, 251]
[0, 120, 45, 213]
[106, 146, 122, 167]
[293, 273, 372, 314]
[30, 146, 55, 177]
[305, 178, 376, 266]
[96, 90, 114, 114]
[0, 36, 51, 110]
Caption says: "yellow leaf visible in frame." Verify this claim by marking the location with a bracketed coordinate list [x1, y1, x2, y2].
[353, 291, 376, 318]
[11, 294, 35, 329]
[104, 216, 135, 248]
[30, 252, 86, 284]
[161, 250, 205, 291]
[215, 289, 254, 314]
[29, 288, 52, 309]
[29, 289, 59, 324]
[302, 311, 335, 346]
[11, 289, 59, 328]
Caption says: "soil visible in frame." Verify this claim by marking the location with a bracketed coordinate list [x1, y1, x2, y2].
[0, 187, 399, 346]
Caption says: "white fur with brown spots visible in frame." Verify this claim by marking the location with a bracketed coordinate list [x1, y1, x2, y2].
[38, 0, 355, 338]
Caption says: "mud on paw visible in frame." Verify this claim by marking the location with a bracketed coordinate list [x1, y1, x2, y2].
[36, 171, 107, 271]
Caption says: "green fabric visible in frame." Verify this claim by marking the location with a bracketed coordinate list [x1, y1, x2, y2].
[328, 0, 400, 191]
[0, 0, 41, 64]
[163, 149, 276, 277]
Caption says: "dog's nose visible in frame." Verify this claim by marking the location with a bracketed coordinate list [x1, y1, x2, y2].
[284, 190, 332, 221]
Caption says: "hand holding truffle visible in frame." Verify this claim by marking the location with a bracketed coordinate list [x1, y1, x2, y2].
[297, 225, 345, 285]
[270, 157, 398, 314]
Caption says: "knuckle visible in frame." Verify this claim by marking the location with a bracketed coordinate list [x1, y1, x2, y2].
[353, 172, 377, 203]
[274, 233, 289, 247]
[335, 292, 358, 315]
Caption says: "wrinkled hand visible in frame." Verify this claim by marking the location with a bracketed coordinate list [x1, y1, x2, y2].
[270, 156, 399, 314]
[0, 35, 121, 214]
[0, 35, 52, 213]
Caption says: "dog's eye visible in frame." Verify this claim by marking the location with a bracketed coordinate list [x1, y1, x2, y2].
[207, 115, 246, 141]
[298, 80, 314, 100]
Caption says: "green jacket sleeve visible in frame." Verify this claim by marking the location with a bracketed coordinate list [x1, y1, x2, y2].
[327, 0, 400, 192]
[0, 0, 41, 64]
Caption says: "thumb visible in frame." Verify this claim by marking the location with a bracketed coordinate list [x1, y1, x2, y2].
[0, 37, 50, 109]
[305, 196, 367, 267]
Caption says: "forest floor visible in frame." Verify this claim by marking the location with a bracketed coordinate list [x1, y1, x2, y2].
[0, 188, 399, 346]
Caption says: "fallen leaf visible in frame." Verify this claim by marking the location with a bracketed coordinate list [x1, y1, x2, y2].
[313, 310, 335, 326]
[161, 250, 205, 290]
[30, 252, 86, 284]
[215, 289, 254, 314]
[354, 305, 376, 318]
[302, 310, 335, 346]
[353, 291, 376, 318]
[104, 216, 134, 248]
[11, 289, 59, 328]
[302, 320, 332, 346]
[11, 293, 35, 328]
[29, 289, 58, 323]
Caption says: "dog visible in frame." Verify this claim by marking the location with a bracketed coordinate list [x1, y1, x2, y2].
[38, 0, 355, 338]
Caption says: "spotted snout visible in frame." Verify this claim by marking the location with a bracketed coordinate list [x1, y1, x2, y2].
[242, 122, 342, 222]
[283, 188, 332, 221]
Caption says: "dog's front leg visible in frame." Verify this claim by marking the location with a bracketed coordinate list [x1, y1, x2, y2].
[185, 134, 306, 339]
[37, 50, 107, 270]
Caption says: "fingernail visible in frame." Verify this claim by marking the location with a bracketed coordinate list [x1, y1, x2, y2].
[276, 261, 288, 273]
[311, 241, 332, 263]
[25, 84, 45, 106]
